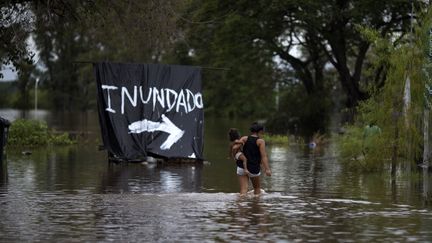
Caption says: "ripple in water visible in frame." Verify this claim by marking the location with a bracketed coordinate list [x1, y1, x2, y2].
[1, 191, 431, 242]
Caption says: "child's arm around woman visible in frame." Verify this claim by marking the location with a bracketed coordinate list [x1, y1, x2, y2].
[232, 140, 250, 175]
[229, 128, 250, 176]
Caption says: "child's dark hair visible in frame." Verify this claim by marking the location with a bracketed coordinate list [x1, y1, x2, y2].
[250, 122, 264, 133]
[228, 128, 240, 142]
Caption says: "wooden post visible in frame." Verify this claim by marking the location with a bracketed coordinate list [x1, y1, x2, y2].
[391, 106, 399, 177]
[423, 109, 430, 167]
[423, 27, 432, 168]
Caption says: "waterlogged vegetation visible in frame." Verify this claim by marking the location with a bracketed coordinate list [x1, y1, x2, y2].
[8, 119, 75, 146]
[1, 118, 432, 242]
[263, 134, 289, 145]
[337, 125, 387, 171]
[1, 1, 431, 174]
[337, 9, 432, 172]
[2, 1, 432, 241]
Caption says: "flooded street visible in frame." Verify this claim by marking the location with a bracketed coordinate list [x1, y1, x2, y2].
[0, 110, 432, 242]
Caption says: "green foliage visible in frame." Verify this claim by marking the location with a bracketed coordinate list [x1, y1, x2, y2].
[8, 119, 75, 146]
[0, 2, 34, 72]
[338, 125, 388, 171]
[2, 1, 181, 111]
[48, 132, 75, 145]
[0, 0, 420, 119]
[263, 134, 289, 145]
[339, 46, 422, 171]
[9, 119, 48, 146]
[338, 8, 432, 171]
[173, 0, 416, 120]
[338, 126, 363, 161]
[266, 85, 332, 136]
[0, 82, 16, 107]
[172, 1, 277, 118]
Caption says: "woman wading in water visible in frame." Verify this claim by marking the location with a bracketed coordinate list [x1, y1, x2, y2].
[236, 122, 271, 195]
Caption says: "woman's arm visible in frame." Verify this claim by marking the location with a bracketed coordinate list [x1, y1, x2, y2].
[258, 139, 271, 176]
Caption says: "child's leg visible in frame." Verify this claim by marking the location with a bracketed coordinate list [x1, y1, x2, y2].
[239, 154, 248, 173]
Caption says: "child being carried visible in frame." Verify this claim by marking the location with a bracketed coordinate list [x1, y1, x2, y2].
[228, 128, 250, 176]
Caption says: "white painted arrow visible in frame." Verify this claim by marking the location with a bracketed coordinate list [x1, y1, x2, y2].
[128, 114, 185, 150]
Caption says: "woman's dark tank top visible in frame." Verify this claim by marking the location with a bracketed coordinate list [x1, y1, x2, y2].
[236, 136, 261, 174]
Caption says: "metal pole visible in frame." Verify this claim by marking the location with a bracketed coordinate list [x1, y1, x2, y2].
[410, 0, 414, 46]
[275, 81, 279, 110]
[35, 78, 39, 113]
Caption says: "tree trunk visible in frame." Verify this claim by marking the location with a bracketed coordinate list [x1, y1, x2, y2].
[328, 39, 368, 109]
[391, 101, 399, 177]
[339, 75, 364, 108]
[423, 108, 430, 167]
[403, 76, 411, 171]
[423, 169, 430, 205]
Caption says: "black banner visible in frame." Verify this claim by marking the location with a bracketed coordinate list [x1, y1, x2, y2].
[94, 62, 204, 160]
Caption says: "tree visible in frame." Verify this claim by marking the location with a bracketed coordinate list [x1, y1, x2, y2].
[0, 1, 34, 73]
[338, 6, 432, 172]
[176, 0, 417, 118]
[0, 1, 35, 109]
[2, 0, 183, 110]
[30, 0, 176, 110]
[172, 1, 279, 117]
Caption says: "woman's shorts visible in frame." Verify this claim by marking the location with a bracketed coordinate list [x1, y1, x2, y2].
[237, 166, 261, 177]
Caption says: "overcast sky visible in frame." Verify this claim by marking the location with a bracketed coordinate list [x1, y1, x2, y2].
[0, 64, 18, 82]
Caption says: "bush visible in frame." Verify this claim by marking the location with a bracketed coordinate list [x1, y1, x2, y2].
[48, 132, 75, 145]
[8, 119, 75, 146]
[337, 124, 389, 172]
[263, 134, 289, 145]
[336, 12, 432, 172]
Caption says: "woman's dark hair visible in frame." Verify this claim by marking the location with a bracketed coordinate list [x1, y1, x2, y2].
[228, 128, 240, 142]
[250, 122, 264, 133]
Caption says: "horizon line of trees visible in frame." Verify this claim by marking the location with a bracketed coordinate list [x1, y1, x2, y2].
[0, 0, 428, 134]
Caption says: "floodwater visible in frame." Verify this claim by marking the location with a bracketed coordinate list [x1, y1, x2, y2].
[0, 109, 432, 242]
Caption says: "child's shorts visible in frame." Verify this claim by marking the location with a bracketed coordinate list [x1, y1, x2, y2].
[234, 152, 243, 160]
[237, 166, 261, 177]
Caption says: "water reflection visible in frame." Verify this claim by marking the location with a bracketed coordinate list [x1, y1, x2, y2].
[0, 108, 50, 121]
[211, 197, 273, 241]
[99, 162, 203, 193]
[0, 157, 7, 189]
[2, 146, 204, 194]
[1, 109, 432, 241]
[422, 170, 432, 207]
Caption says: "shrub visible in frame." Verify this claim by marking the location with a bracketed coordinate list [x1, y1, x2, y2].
[337, 125, 388, 171]
[8, 119, 75, 146]
[263, 134, 289, 145]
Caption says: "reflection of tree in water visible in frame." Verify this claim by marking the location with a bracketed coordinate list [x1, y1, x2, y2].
[210, 197, 272, 241]
[0, 157, 7, 188]
[265, 144, 327, 194]
[98, 162, 203, 193]
[421, 170, 432, 207]
[336, 161, 432, 207]
[304, 145, 326, 196]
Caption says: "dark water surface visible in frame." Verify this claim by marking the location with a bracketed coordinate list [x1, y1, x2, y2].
[1, 109, 432, 242]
